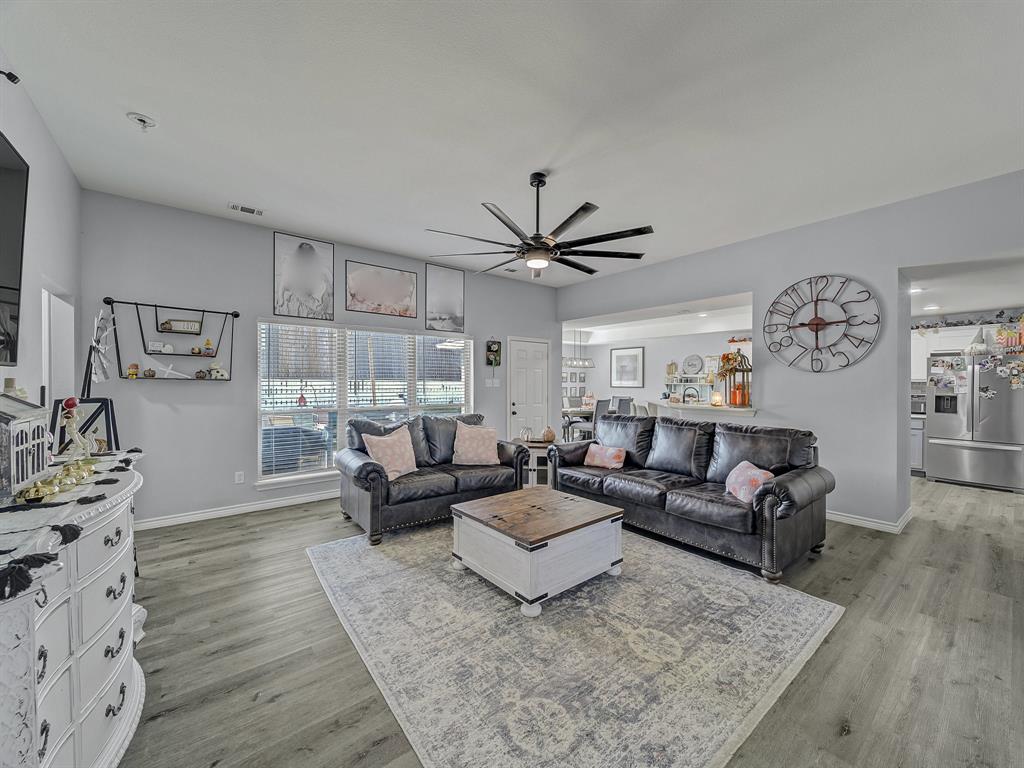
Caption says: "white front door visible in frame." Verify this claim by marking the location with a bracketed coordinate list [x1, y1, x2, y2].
[509, 338, 548, 439]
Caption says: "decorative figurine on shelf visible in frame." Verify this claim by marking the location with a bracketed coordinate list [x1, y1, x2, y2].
[161, 343, 174, 353]
[540, 426, 556, 443]
[159, 320, 173, 332]
[203, 338, 215, 356]
[143, 368, 156, 378]
[190, 345, 202, 355]
[60, 397, 92, 461]
[209, 362, 229, 380]
[195, 369, 208, 380]
[127, 363, 140, 379]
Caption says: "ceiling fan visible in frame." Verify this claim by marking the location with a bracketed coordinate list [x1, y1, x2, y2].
[427, 171, 654, 279]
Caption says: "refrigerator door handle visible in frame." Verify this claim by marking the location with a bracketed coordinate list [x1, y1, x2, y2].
[927, 438, 1022, 452]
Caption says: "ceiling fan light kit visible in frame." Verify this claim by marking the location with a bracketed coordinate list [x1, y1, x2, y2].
[427, 171, 654, 279]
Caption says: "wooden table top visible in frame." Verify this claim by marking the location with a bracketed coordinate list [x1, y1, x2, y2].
[451, 488, 623, 547]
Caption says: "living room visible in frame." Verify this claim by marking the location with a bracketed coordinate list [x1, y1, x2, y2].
[0, 2, 1021, 768]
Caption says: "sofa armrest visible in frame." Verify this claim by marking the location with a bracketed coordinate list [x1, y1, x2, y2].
[754, 465, 836, 519]
[334, 448, 388, 491]
[547, 440, 595, 468]
[497, 440, 528, 468]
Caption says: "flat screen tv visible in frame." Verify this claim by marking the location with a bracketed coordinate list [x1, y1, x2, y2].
[0, 130, 28, 365]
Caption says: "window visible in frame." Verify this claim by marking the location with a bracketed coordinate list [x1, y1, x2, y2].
[257, 322, 472, 480]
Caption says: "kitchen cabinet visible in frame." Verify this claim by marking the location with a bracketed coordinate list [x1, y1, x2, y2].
[910, 417, 925, 471]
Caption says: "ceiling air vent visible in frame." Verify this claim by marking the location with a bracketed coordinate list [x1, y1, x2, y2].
[503, 268, 518, 272]
[228, 202, 264, 216]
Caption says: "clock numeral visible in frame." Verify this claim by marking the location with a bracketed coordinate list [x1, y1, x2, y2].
[768, 336, 794, 354]
[768, 300, 796, 320]
[810, 349, 824, 373]
[812, 275, 831, 300]
[832, 277, 850, 302]
[840, 289, 874, 313]
[788, 344, 811, 368]
[763, 322, 790, 334]
[842, 332, 872, 349]
[827, 345, 851, 368]
[848, 313, 879, 327]
[785, 283, 807, 307]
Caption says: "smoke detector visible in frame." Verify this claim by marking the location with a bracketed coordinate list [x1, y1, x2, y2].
[228, 202, 264, 217]
[126, 112, 157, 132]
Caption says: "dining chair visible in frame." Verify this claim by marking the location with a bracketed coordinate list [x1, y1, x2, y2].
[632, 403, 649, 417]
[612, 396, 633, 415]
[572, 398, 610, 440]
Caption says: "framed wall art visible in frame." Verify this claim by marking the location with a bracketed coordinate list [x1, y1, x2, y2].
[610, 346, 645, 388]
[273, 232, 335, 320]
[425, 264, 465, 333]
[345, 260, 417, 318]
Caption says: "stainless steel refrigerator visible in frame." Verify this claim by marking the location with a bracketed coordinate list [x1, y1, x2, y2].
[926, 352, 1024, 491]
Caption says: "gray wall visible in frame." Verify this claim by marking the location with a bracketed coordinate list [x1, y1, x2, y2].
[559, 171, 1024, 528]
[79, 191, 561, 523]
[0, 45, 81, 394]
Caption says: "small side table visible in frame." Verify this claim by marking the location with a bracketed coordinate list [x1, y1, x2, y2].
[516, 440, 557, 488]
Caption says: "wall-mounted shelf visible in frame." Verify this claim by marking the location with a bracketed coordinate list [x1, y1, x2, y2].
[103, 298, 240, 382]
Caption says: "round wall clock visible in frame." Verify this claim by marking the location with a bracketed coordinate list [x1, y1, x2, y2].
[763, 275, 880, 373]
[682, 354, 704, 375]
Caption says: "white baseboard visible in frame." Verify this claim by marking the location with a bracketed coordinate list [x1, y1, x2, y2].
[826, 506, 913, 535]
[135, 488, 340, 531]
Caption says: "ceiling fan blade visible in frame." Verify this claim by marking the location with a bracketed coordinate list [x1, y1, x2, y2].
[558, 225, 654, 249]
[481, 203, 532, 243]
[552, 256, 598, 275]
[546, 202, 598, 242]
[426, 228, 518, 248]
[475, 256, 523, 275]
[429, 251, 517, 258]
[557, 249, 645, 259]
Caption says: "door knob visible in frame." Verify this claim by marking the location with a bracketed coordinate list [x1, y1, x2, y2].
[511, 410, 518, 415]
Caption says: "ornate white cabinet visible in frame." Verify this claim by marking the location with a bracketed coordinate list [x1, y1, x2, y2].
[1, 470, 145, 768]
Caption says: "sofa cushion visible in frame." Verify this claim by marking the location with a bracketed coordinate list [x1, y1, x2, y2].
[452, 422, 499, 465]
[422, 414, 485, 464]
[602, 469, 701, 508]
[440, 464, 516, 493]
[584, 444, 626, 469]
[362, 425, 418, 481]
[706, 423, 817, 484]
[644, 418, 715, 480]
[347, 415, 431, 467]
[665, 482, 755, 534]
[595, 414, 656, 467]
[387, 467, 457, 505]
[557, 465, 619, 494]
[725, 461, 774, 504]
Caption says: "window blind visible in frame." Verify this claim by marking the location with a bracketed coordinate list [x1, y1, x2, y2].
[258, 322, 473, 480]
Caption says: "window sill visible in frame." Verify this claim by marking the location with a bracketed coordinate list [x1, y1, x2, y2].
[254, 470, 337, 492]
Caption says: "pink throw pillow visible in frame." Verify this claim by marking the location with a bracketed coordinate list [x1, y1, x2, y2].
[452, 422, 499, 465]
[584, 444, 626, 469]
[362, 425, 418, 480]
[725, 461, 774, 504]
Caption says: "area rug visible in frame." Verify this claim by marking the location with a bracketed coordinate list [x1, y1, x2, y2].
[307, 524, 842, 768]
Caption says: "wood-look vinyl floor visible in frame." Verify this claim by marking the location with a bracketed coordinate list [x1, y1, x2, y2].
[121, 478, 1022, 768]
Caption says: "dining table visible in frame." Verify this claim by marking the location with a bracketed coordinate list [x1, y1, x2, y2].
[560, 407, 617, 441]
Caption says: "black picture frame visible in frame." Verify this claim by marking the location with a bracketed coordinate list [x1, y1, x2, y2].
[0, 129, 29, 367]
[273, 231, 335, 321]
[425, 263, 466, 333]
[610, 346, 645, 388]
[345, 260, 418, 318]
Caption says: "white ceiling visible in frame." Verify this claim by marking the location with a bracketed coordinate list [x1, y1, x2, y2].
[2, 1, 1022, 287]
[904, 256, 1024, 316]
[564, 294, 753, 343]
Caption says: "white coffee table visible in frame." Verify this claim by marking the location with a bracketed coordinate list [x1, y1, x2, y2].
[450, 488, 623, 617]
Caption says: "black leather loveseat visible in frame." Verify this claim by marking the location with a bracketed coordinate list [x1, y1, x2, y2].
[335, 414, 529, 545]
[548, 414, 836, 582]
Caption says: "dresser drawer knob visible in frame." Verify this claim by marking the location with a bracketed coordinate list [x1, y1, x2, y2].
[104, 527, 123, 547]
[34, 585, 48, 609]
[105, 628, 126, 660]
[36, 646, 48, 684]
[105, 683, 127, 718]
[106, 572, 127, 600]
[38, 720, 50, 761]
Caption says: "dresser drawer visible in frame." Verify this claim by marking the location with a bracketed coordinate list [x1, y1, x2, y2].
[41, 730, 73, 768]
[79, 599, 133, 708]
[77, 501, 132, 578]
[36, 666, 72, 763]
[81, 656, 135, 768]
[35, 598, 71, 691]
[80, 545, 134, 642]
[32, 560, 70, 621]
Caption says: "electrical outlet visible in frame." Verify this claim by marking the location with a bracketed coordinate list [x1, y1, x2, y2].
[234, 471, 245, 484]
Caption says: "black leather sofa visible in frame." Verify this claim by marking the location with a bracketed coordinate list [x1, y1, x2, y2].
[335, 413, 529, 545]
[548, 415, 836, 582]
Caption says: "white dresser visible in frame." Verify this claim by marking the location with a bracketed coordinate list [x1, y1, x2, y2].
[0, 469, 145, 768]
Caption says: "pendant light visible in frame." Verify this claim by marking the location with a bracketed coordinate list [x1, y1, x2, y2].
[563, 328, 595, 369]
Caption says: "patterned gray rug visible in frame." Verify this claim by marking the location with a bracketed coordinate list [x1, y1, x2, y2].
[307, 524, 842, 768]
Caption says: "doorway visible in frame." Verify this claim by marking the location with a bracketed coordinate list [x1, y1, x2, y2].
[41, 288, 76, 403]
[507, 337, 549, 439]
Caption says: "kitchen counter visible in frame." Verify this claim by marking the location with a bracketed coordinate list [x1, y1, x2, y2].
[651, 401, 757, 418]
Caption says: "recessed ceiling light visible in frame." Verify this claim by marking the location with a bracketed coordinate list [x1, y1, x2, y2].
[698, 313, 709, 317]
[923, 304, 941, 311]
[909, 287, 923, 294]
